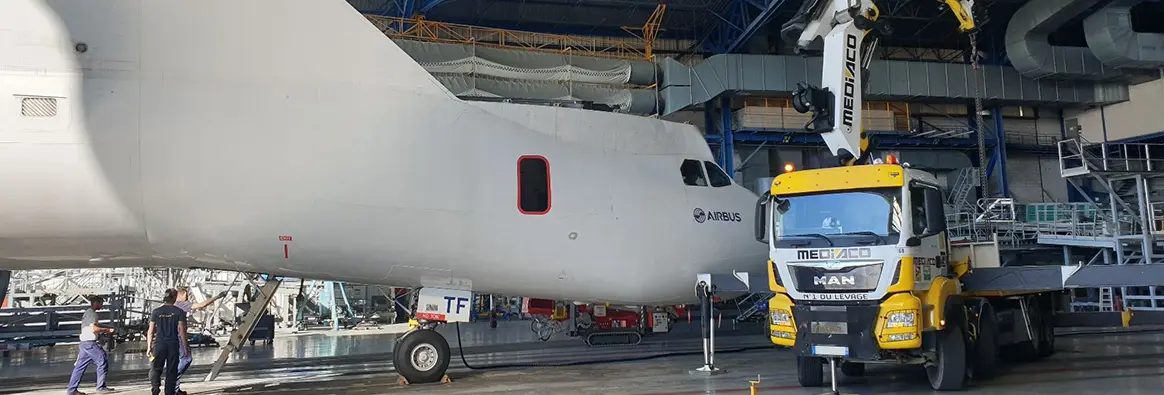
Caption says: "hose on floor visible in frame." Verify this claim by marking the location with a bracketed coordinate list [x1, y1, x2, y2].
[453, 322, 774, 370]
[452, 322, 1164, 371]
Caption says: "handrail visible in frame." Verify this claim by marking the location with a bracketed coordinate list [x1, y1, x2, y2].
[1058, 137, 1164, 174]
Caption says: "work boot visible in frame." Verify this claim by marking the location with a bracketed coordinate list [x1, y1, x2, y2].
[95, 388, 117, 393]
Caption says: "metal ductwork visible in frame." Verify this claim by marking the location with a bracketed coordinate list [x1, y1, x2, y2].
[1005, 0, 1123, 81]
[1084, 0, 1164, 69]
[657, 54, 1130, 115]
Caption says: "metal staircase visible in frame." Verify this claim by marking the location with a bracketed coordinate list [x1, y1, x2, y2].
[733, 291, 774, 323]
[1055, 137, 1164, 310]
[948, 167, 977, 214]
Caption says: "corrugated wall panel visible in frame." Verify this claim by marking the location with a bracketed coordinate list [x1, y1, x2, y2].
[1006, 155, 1048, 202]
[1001, 153, 1067, 203]
[1040, 156, 1069, 202]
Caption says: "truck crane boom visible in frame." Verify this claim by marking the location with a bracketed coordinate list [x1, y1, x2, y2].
[779, 0, 979, 166]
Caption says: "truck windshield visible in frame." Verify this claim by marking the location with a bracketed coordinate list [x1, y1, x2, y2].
[773, 188, 902, 246]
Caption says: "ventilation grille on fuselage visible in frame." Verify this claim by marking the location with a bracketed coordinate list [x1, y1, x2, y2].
[20, 97, 58, 117]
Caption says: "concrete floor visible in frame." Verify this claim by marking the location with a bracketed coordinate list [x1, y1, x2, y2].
[3, 320, 1164, 395]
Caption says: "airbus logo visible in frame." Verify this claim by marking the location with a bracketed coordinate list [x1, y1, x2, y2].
[814, 275, 856, 286]
[693, 208, 742, 224]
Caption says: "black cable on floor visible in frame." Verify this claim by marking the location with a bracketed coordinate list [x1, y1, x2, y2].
[1057, 327, 1164, 337]
[454, 321, 774, 370]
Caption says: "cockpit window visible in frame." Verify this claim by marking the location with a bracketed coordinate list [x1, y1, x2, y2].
[703, 161, 732, 187]
[680, 159, 708, 187]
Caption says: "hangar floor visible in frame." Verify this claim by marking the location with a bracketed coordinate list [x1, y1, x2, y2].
[2, 321, 1163, 394]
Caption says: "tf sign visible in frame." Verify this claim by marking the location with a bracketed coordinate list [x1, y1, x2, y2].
[415, 288, 474, 322]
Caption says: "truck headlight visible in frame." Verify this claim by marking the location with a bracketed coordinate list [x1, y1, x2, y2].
[885, 311, 916, 328]
[770, 310, 792, 327]
[771, 329, 795, 339]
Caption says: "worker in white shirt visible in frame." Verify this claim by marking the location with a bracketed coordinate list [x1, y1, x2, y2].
[171, 286, 227, 395]
[66, 296, 117, 395]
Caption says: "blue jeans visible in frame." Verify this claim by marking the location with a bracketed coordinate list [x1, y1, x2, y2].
[67, 341, 109, 393]
[176, 348, 192, 390]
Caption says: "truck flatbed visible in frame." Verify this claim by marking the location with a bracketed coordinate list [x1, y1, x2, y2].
[962, 264, 1164, 292]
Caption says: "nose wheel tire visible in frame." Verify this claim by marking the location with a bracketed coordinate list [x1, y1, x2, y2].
[796, 356, 825, 387]
[394, 328, 452, 385]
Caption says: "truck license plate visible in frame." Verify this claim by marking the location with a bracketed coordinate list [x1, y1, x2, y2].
[812, 345, 849, 357]
[811, 321, 848, 335]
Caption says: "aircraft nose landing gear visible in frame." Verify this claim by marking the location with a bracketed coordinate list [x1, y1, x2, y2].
[394, 324, 453, 385]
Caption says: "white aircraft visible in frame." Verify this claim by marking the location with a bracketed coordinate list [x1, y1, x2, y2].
[1, 0, 767, 383]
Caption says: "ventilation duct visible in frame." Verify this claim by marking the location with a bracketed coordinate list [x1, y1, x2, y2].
[1084, 0, 1164, 69]
[657, 54, 1130, 115]
[1005, 0, 1123, 81]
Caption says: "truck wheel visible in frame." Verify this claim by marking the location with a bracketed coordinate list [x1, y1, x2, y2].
[1005, 295, 1044, 362]
[927, 325, 968, 391]
[796, 356, 824, 387]
[971, 302, 999, 381]
[840, 361, 865, 377]
[1037, 297, 1056, 358]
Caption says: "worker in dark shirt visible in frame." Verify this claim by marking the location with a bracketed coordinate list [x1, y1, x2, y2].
[146, 289, 190, 395]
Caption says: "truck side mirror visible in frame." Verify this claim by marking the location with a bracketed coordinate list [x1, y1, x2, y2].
[905, 236, 921, 247]
[755, 191, 770, 244]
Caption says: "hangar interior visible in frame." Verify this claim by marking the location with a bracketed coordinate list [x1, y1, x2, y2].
[2, 1, 1164, 393]
[354, 0, 1164, 305]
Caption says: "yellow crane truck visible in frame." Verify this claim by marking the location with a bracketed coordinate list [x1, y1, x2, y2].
[737, 0, 1162, 391]
[748, 0, 1064, 390]
[755, 159, 1058, 391]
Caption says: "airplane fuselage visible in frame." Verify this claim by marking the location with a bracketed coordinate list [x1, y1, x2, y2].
[0, 0, 768, 306]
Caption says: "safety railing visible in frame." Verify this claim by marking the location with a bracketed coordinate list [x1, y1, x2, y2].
[950, 199, 1151, 242]
[1153, 202, 1164, 235]
[974, 198, 1017, 223]
[1057, 137, 1164, 176]
[1005, 134, 1059, 147]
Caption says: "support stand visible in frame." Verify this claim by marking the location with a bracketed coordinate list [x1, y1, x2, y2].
[488, 295, 497, 329]
[567, 303, 578, 337]
[204, 278, 282, 382]
[820, 357, 855, 395]
[689, 281, 725, 376]
[826, 358, 840, 395]
[688, 272, 756, 377]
